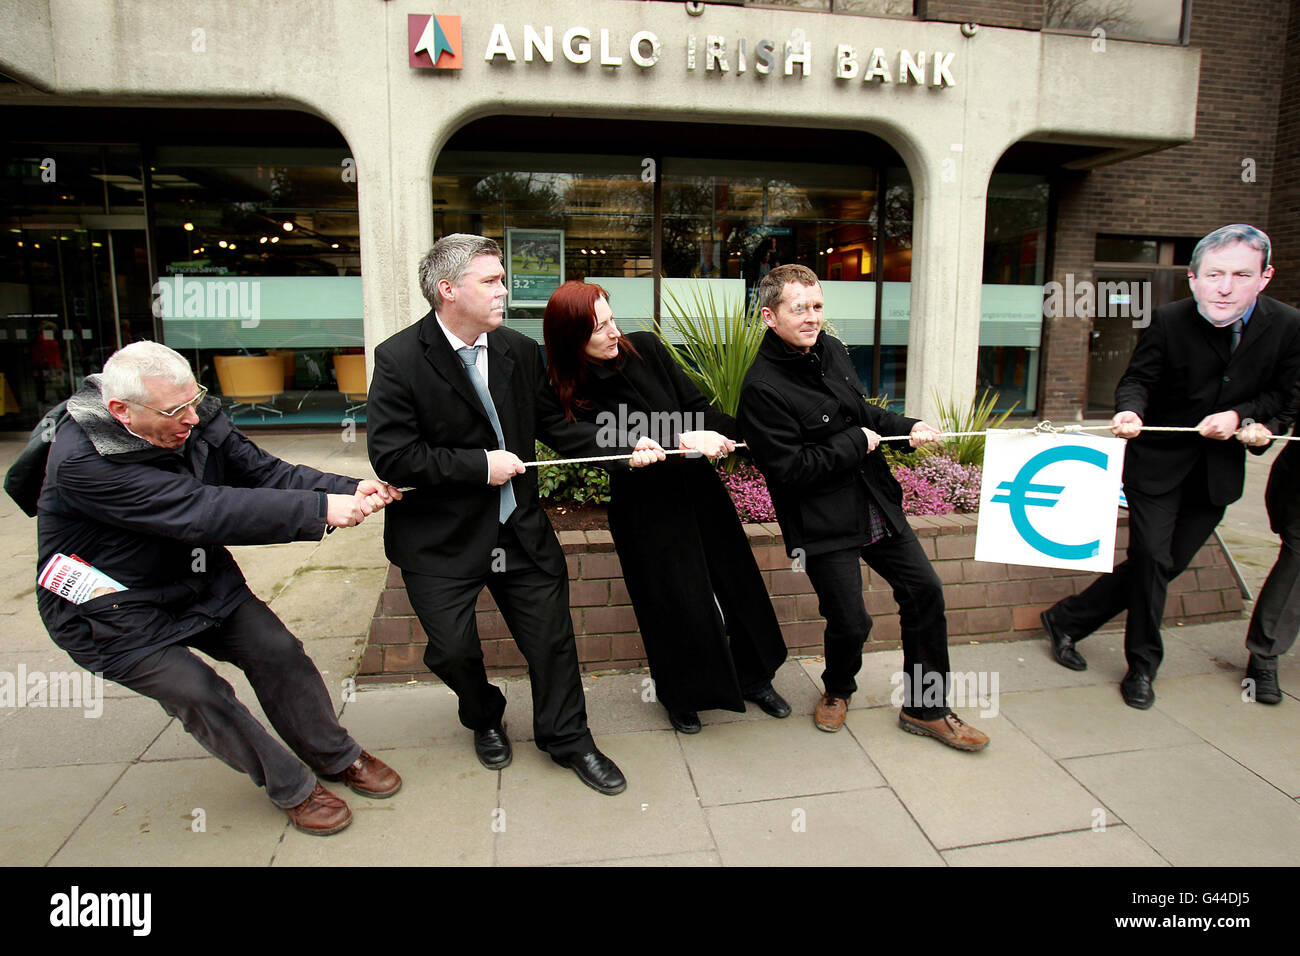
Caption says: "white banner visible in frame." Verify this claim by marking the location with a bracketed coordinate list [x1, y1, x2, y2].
[974, 432, 1126, 573]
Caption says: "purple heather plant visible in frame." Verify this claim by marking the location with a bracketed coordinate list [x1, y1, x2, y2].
[719, 461, 777, 523]
[912, 455, 983, 513]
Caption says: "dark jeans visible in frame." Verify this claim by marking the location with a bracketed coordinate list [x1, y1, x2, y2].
[402, 522, 595, 758]
[804, 529, 952, 720]
[112, 597, 360, 809]
[1052, 480, 1224, 678]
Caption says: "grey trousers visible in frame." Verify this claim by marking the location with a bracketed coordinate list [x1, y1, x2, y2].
[112, 597, 361, 808]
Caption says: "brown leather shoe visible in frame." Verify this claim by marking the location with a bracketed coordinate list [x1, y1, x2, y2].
[329, 750, 402, 799]
[285, 783, 352, 836]
[814, 693, 850, 732]
[898, 710, 989, 752]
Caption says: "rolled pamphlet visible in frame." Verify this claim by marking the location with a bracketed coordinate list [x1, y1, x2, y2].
[38, 553, 126, 604]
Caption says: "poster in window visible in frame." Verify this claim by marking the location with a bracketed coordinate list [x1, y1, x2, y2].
[506, 229, 564, 308]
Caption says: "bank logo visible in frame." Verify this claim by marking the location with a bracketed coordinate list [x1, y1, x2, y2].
[409, 14, 461, 69]
[974, 433, 1125, 573]
[990, 446, 1106, 561]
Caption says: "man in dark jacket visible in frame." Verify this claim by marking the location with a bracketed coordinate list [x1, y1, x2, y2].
[36, 341, 402, 835]
[1042, 224, 1300, 708]
[738, 264, 989, 751]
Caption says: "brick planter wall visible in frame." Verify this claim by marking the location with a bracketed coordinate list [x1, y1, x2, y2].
[359, 514, 1245, 683]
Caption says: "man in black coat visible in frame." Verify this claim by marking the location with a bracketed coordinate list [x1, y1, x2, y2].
[737, 264, 990, 751]
[35, 341, 402, 835]
[1043, 224, 1300, 708]
[366, 234, 627, 794]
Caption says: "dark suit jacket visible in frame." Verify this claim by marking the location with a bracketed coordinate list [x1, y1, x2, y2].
[1115, 295, 1300, 506]
[738, 328, 918, 558]
[367, 310, 590, 579]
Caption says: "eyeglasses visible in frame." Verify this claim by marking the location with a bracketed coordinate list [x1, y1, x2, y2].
[124, 385, 208, 419]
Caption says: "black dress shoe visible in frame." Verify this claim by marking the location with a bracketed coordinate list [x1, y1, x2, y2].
[473, 724, 512, 770]
[551, 749, 627, 795]
[1120, 671, 1155, 710]
[1041, 608, 1088, 671]
[1247, 655, 1282, 705]
[667, 709, 702, 734]
[744, 685, 792, 719]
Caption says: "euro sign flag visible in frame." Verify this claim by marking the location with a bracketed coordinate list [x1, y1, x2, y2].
[974, 431, 1126, 573]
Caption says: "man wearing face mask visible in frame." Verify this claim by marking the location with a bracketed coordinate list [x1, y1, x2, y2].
[1042, 224, 1300, 708]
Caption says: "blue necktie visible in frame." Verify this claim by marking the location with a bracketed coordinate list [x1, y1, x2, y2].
[457, 346, 516, 523]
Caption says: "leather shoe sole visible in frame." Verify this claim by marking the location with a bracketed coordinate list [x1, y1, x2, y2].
[1041, 609, 1088, 671]
[898, 711, 990, 752]
[552, 750, 627, 795]
[474, 725, 512, 770]
[744, 687, 792, 719]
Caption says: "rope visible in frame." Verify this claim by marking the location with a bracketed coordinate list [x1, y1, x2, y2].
[390, 421, 1294, 490]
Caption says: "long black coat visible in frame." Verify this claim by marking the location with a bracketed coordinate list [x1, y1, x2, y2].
[1116, 295, 1300, 506]
[37, 380, 357, 679]
[542, 332, 787, 712]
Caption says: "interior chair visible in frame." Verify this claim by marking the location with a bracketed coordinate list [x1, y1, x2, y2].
[213, 354, 285, 420]
[333, 353, 368, 417]
[266, 349, 297, 390]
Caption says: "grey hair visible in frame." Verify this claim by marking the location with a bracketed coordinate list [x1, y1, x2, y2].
[1190, 224, 1272, 275]
[418, 234, 503, 308]
[101, 341, 195, 405]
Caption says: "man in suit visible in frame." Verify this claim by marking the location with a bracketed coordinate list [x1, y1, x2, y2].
[738, 264, 990, 751]
[1043, 224, 1300, 708]
[366, 234, 626, 794]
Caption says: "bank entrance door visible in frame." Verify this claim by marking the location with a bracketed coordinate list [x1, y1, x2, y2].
[1086, 267, 1182, 413]
[0, 225, 152, 428]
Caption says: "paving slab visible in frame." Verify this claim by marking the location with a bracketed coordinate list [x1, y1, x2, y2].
[0, 763, 129, 865]
[678, 716, 883, 807]
[0, 646, 137, 699]
[560, 850, 722, 866]
[0, 694, 170, 769]
[271, 743, 496, 866]
[1150, 673, 1300, 797]
[1062, 742, 1300, 866]
[942, 825, 1168, 866]
[576, 671, 673, 735]
[227, 541, 320, 602]
[49, 758, 289, 866]
[495, 731, 712, 866]
[997, 684, 1202, 759]
[0, 601, 55, 650]
[706, 787, 942, 867]
[336, 683, 474, 749]
[268, 566, 388, 640]
[848, 706, 1108, 849]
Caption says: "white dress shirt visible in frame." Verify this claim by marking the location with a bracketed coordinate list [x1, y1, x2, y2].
[435, 313, 493, 483]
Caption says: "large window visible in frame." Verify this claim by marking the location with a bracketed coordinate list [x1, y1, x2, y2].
[1044, 0, 1188, 45]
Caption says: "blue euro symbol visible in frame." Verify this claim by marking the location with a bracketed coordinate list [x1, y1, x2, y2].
[990, 445, 1108, 560]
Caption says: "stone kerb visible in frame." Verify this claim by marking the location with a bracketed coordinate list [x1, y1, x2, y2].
[359, 514, 1244, 683]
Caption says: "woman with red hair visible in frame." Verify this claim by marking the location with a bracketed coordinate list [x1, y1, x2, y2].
[542, 280, 790, 733]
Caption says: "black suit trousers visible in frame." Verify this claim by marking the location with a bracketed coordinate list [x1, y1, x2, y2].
[1054, 472, 1224, 677]
[401, 522, 594, 758]
[1246, 451, 1300, 660]
[804, 528, 952, 719]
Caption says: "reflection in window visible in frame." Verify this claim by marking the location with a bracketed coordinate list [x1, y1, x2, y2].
[1044, 0, 1186, 44]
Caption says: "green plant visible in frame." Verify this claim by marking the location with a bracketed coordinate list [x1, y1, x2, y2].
[533, 441, 611, 505]
[924, 388, 1018, 466]
[656, 281, 767, 419]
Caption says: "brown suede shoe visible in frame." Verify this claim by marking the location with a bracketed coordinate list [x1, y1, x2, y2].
[331, 750, 402, 799]
[814, 693, 850, 732]
[898, 711, 989, 752]
[285, 783, 352, 836]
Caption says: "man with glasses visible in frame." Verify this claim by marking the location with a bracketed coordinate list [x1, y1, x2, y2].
[35, 341, 403, 835]
[1042, 224, 1300, 708]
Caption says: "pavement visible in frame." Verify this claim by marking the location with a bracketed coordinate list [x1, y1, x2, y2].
[1, 427, 1298, 868]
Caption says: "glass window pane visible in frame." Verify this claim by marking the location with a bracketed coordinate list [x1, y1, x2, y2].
[1045, 0, 1185, 44]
